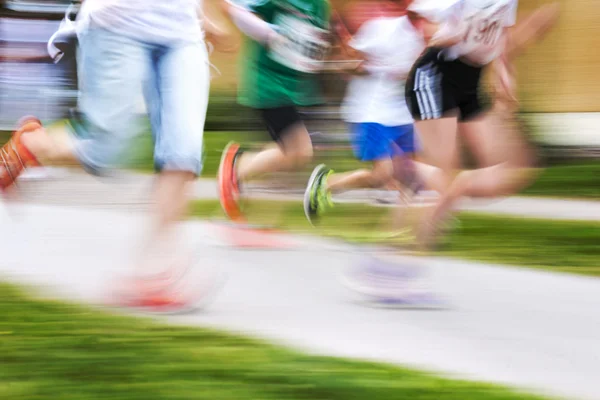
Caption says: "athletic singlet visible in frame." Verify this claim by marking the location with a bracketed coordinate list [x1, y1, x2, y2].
[445, 0, 517, 65]
[409, 0, 517, 66]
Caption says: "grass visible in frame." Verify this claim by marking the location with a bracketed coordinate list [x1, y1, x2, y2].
[522, 161, 600, 199]
[2, 125, 599, 199]
[0, 281, 547, 400]
[127, 130, 269, 176]
[190, 199, 600, 276]
[129, 131, 600, 199]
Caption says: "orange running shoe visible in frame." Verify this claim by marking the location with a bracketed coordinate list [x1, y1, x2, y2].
[109, 264, 222, 314]
[217, 141, 244, 222]
[110, 276, 195, 314]
[0, 116, 42, 192]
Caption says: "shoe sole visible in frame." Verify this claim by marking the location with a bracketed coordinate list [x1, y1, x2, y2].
[303, 164, 326, 227]
[217, 142, 244, 222]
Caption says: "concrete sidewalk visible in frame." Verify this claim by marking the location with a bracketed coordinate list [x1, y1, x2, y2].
[1, 203, 600, 400]
[16, 168, 600, 221]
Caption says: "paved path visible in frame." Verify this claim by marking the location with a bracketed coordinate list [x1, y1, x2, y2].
[16, 168, 600, 221]
[2, 202, 600, 400]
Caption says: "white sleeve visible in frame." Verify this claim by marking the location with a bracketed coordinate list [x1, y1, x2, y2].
[430, 0, 466, 44]
[348, 20, 378, 53]
[409, 0, 463, 24]
[505, 0, 518, 27]
[47, 5, 78, 63]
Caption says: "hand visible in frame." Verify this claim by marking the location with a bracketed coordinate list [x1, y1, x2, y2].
[205, 19, 239, 53]
[203, 0, 239, 53]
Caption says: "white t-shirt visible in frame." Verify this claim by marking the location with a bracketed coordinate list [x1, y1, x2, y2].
[78, 0, 203, 44]
[342, 17, 425, 126]
[409, 0, 518, 65]
[445, 0, 518, 65]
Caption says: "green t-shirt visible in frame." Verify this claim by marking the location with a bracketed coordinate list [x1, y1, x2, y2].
[235, 0, 331, 109]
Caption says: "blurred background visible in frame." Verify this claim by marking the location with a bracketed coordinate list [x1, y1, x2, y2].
[1, 0, 598, 199]
[2, 0, 599, 152]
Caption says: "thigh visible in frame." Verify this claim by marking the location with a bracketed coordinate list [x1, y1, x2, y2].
[458, 91, 490, 123]
[259, 106, 312, 155]
[414, 118, 459, 171]
[151, 42, 210, 174]
[74, 28, 149, 170]
[260, 106, 302, 143]
[460, 114, 504, 167]
[461, 112, 533, 169]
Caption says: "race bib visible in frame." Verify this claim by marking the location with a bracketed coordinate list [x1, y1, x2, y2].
[269, 13, 329, 73]
[462, 3, 512, 47]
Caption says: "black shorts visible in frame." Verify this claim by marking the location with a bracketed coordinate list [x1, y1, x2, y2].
[406, 48, 489, 122]
[259, 106, 303, 142]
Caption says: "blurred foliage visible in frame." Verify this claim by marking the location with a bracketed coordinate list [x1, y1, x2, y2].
[0, 282, 546, 400]
[190, 199, 600, 276]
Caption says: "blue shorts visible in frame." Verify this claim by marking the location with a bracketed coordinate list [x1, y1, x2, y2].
[350, 123, 416, 162]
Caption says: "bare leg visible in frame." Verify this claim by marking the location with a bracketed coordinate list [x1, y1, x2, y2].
[236, 122, 313, 182]
[21, 124, 79, 165]
[412, 161, 448, 194]
[413, 117, 460, 183]
[326, 158, 394, 193]
[410, 117, 461, 246]
[425, 112, 539, 244]
[133, 170, 196, 278]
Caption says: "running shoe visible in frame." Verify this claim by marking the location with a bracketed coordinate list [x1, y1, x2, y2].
[342, 256, 445, 309]
[111, 278, 202, 314]
[303, 164, 333, 226]
[217, 141, 244, 222]
[109, 263, 223, 314]
[0, 116, 42, 192]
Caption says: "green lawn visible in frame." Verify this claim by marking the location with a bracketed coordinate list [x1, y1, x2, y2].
[132, 131, 600, 199]
[522, 161, 600, 199]
[190, 199, 600, 276]
[0, 282, 547, 400]
[2, 128, 598, 199]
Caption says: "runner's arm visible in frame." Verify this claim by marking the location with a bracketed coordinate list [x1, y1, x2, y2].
[505, 2, 560, 60]
[428, 21, 463, 47]
[329, 18, 406, 80]
[220, 0, 281, 47]
[408, 0, 465, 48]
[200, 0, 239, 52]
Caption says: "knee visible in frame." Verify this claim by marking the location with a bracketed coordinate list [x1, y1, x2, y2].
[285, 146, 313, 169]
[368, 164, 394, 188]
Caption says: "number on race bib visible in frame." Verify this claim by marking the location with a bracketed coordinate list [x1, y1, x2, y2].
[463, 5, 510, 47]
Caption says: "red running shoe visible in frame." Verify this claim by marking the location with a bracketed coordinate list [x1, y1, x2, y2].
[0, 116, 42, 193]
[217, 141, 245, 222]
